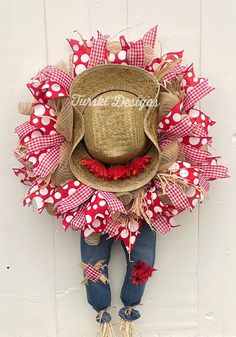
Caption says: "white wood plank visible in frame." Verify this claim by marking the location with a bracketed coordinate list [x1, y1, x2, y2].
[0, 1, 56, 336]
[44, 1, 127, 336]
[199, 1, 236, 336]
[1, 0, 236, 336]
[127, 1, 201, 336]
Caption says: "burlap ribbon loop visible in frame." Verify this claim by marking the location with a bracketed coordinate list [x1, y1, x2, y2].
[18, 102, 34, 116]
[157, 92, 180, 124]
[51, 140, 75, 186]
[53, 97, 74, 142]
[158, 140, 180, 172]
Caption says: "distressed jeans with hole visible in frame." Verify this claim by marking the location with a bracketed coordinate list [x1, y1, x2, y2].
[80, 219, 157, 323]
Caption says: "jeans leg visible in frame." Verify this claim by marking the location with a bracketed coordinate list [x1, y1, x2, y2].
[119, 220, 157, 321]
[80, 233, 114, 321]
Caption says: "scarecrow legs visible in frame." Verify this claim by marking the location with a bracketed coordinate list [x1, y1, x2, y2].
[80, 220, 157, 336]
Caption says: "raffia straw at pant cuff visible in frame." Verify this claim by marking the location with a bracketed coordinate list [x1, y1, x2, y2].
[97, 321, 117, 337]
[119, 319, 136, 337]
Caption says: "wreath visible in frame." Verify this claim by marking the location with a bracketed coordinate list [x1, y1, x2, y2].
[13, 26, 229, 253]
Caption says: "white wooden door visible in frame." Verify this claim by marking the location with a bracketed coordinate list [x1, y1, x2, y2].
[0, 1, 235, 336]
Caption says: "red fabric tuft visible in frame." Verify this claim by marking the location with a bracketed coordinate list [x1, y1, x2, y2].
[80, 156, 152, 180]
[131, 260, 157, 285]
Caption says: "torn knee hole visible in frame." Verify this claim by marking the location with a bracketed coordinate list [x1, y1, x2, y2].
[80, 260, 109, 285]
[131, 260, 157, 285]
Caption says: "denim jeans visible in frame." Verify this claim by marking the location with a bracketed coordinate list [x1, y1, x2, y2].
[80, 220, 157, 323]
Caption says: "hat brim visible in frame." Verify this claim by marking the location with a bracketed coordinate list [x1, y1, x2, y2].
[70, 142, 160, 192]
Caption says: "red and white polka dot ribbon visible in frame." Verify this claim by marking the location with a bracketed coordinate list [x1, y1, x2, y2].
[27, 65, 72, 103]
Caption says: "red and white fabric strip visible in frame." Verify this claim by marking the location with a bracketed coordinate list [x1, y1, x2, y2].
[15, 122, 36, 140]
[152, 214, 171, 234]
[87, 31, 109, 68]
[33, 145, 60, 177]
[70, 204, 87, 231]
[201, 165, 229, 180]
[199, 175, 210, 191]
[165, 183, 190, 210]
[129, 39, 144, 68]
[159, 138, 173, 149]
[40, 65, 72, 91]
[120, 35, 129, 49]
[56, 185, 94, 214]
[164, 65, 187, 82]
[202, 156, 220, 165]
[181, 144, 210, 163]
[84, 264, 102, 282]
[13, 167, 34, 185]
[183, 79, 215, 111]
[27, 134, 64, 152]
[105, 219, 120, 238]
[164, 116, 194, 139]
[192, 124, 208, 137]
[143, 25, 158, 48]
[154, 180, 190, 211]
[99, 191, 126, 214]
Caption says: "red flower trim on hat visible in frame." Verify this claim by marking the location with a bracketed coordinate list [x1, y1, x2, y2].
[80, 156, 152, 180]
[131, 260, 157, 285]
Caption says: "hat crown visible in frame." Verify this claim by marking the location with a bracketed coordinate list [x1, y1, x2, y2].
[83, 91, 150, 165]
[69, 64, 161, 192]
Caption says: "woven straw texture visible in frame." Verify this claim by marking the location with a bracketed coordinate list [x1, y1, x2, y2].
[69, 64, 161, 192]
[70, 64, 159, 111]
[83, 91, 149, 164]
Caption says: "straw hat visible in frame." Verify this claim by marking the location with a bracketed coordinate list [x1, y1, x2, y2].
[69, 64, 161, 192]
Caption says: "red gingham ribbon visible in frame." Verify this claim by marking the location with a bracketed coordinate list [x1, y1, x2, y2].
[99, 191, 126, 214]
[56, 185, 94, 214]
[201, 165, 229, 180]
[84, 264, 102, 282]
[33, 145, 61, 177]
[88, 31, 109, 68]
[164, 64, 188, 82]
[199, 175, 210, 191]
[154, 180, 190, 211]
[159, 138, 173, 149]
[105, 219, 120, 238]
[163, 116, 194, 139]
[27, 134, 64, 152]
[39, 65, 72, 91]
[152, 214, 171, 234]
[143, 25, 158, 48]
[181, 143, 210, 163]
[70, 204, 87, 231]
[165, 183, 190, 210]
[129, 39, 144, 68]
[192, 124, 208, 137]
[183, 79, 214, 111]
[15, 122, 36, 140]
